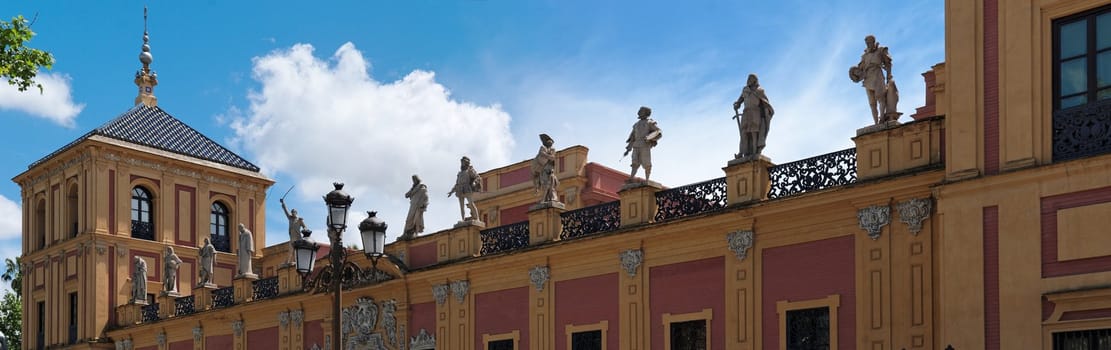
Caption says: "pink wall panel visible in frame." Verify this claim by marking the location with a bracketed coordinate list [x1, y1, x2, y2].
[649, 257, 725, 350]
[475, 286, 529, 349]
[761, 235, 855, 350]
[555, 273, 619, 350]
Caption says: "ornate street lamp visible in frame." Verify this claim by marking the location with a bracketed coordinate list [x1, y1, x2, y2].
[323, 183, 352, 350]
[291, 229, 319, 274]
[359, 211, 387, 259]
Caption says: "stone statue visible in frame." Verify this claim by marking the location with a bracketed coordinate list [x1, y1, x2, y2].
[198, 238, 216, 288]
[402, 175, 429, 239]
[624, 106, 662, 181]
[531, 133, 560, 203]
[850, 35, 900, 124]
[237, 223, 256, 277]
[131, 256, 148, 303]
[732, 74, 775, 158]
[448, 156, 482, 221]
[163, 246, 183, 294]
[280, 198, 308, 264]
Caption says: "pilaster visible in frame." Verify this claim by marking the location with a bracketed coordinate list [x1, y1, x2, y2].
[617, 248, 646, 350]
[723, 156, 773, 205]
[527, 203, 566, 246]
[725, 229, 756, 349]
[528, 265, 554, 350]
[618, 182, 663, 227]
[855, 202, 893, 349]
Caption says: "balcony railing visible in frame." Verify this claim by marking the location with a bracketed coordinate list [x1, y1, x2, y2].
[560, 201, 621, 240]
[140, 303, 159, 323]
[1053, 99, 1111, 162]
[480, 221, 530, 255]
[130, 220, 154, 241]
[212, 235, 231, 253]
[654, 177, 728, 222]
[767, 148, 857, 199]
[253, 277, 279, 300]
[174, 295, 195, 316]
[212, 287, 235, 308]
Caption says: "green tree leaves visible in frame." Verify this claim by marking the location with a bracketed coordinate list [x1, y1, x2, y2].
[0, 15, 54, 93]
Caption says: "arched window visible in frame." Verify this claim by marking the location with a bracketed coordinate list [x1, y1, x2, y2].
[35, 198, 46, 249]
[210, 202, 231, 252]
[130, 187, 154, 240]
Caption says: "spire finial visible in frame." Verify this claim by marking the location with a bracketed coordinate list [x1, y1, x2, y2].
[139, 6, 153, 69]
[134, 6, 158, 107]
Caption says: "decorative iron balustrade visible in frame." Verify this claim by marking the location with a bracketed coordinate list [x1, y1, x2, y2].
[212, 235, 231, 253]
[767, 148, 857, 199]
[479, 221, 530, 255]
[1053, 99, 1111, 162]
[141, 303, 159, 323]
[253, 277, 279, 300]
[560, 201, 620, 240]
[212, 287, 234, 308]
[654, 177, 728, 222]
[131, 220, 154, 241]
[174, 295, 195, 316]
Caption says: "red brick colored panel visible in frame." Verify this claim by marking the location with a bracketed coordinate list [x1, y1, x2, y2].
[409, 242, 437, 269]
[555, 273, 619, 350]
[304, 320, 324, 349]
[1041, 186, 1111, 277]
[109, 169, 116, 235]
[409, 302, 436, 340]
[174, 184, 197, 246]
[109, 245, 116, 324]
[984, 206, 999, 350]
[206, 334, 232, 349]
[650, 257, 725, 350]
[249, 198, 255, 233]
[983, 0, 1000, 175]
[168, 340, 192, 350]
[475, 286, 529, 349]
[500, 203, 530, 225]
[248, 326, 279, 349]
[499, 167, 532, 188]
[1061, 308, 1111, 321]
[762, 236, 855, 350]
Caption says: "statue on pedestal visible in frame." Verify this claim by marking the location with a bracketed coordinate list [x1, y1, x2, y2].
[163, 246, 182, 294]
[237, 224, 256, 277]
[198, 238, 216, 287]
[403, 175, 429, 239]
[732, 74, 775, 159]
[624, 106, 662, 181]
[531, 134, 560, 203]
[131, 256, 148, 303]
[281, 198, 309, 265]
[448, 156, 482, 222]
[850, 35, 901, 124]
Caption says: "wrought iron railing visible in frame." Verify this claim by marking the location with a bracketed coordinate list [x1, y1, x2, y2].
[212, 235, 231, 253]
[141, 303, 159, 323]
[654, 177, 728, 222]
[253, 277, 279, 300]
[1053, 99, 1111, 162]
[560, 201, 621, 240]
[479, 221, 530, 255]
[131, 220, 154, 241]
[174, 295, 195, 316]
[212, 287, 235, 308]
[767, 148, 857, 199]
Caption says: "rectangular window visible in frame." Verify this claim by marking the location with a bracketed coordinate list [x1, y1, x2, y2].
[69, 292, 78, 344]
[1053, 328, 1111, 349]
[669, 320, 707, 350]
[37, 301, 45, 350]
[1055, 5, 1111, 110]
[786, 307, 830, 350]
[487, 339, 514, 350]
[571, 330, 603, 350]
[482, 330, 519, 350]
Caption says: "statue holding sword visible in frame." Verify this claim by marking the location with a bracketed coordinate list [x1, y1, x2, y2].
[732, 73, 774, 159]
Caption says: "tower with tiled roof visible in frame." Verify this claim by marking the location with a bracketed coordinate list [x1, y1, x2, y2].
[11, 8, 273, 349]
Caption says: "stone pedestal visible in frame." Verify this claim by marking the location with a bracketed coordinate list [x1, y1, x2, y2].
[618, 181, 664, 227]
[448, 221, 484, 260]
[233, 275, 258, 303]
[116, 302, 144, 326]
[852, 117, 943, 181]
[527, 201, 567, 245]
[723, 155, 774, 205]
[277, 264, 302, 294]
[157, 292, 179, 319]
[193, 284, 216, 311]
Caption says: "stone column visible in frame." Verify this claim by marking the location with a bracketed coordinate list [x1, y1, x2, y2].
[618, 182, 663, 227]
[527, 203, 566, 245]
[725, 229, 756, 349]
[618, 248, 646, 350]
[723, 156, 773, 205]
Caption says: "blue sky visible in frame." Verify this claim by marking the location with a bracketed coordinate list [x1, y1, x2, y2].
[0, 0, 944, 274]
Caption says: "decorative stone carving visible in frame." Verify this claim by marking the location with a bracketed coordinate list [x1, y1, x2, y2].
[450, 280, 470, 303]
[411, 329, 437, 350]
[101, 152, 260, 191]
[727, 230, 755, 261]
[163, 246, 183, 294]
[619, 249, 644, 278]
[115, 243, 126, 257]
[449, 156, 483, 222]
[198, 238, 217, 288]
[279, 310, 290, 328]
[625, 106, 663, 181]
[532, 134, 561, 204]
[529, 266, 550, 292]
[858, 204, 891, 240]
[732, 74, 775, 158]
[383, 299, 398, 346]
[131, 256, 148, 304]
[192, 326, 203, 343]
[280, 198, 309, 265]
[157, 332, 166, 346]
[342, 297, 379, 340]
[897, 197, 932, 235]
[850, 35, 900, 124]
[292, 309, 304, 327]
[237, 224, 256, 278]
[432, 284, 449, 306]
[116, 338, 133, 350]
[403, 175, 429, 239]
[232, 320, 244, 337]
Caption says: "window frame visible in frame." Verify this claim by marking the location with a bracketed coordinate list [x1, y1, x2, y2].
[776, 295, 840, 350]
[68, 292, 78, 344]
[1053, 4, 1111, 110]
[565, 320, 608, 350]
[210, 201, 231, 252]
[482, 330, 520, 350]
[130, 186, 154, 240]
[662, 308, 713, 350]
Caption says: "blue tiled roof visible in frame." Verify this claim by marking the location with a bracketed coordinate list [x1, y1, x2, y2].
[29, 105, 260, 172]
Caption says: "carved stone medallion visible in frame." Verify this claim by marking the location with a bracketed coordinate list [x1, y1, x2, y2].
[383, 300, 398, 346]
[157, 332, 166, 346]
[619, 249, 643, 278]
[858, 205, 891, 240]
[529, 266, 550, 292]
[451, 280, 470, 303]
[192, 326, 203, 342]
[432, 284, 449, 306]
[410, 329, 437, 350]
[291, 309, 304, 327]
[727, 230, 754, 261]
[279, 311, 290, 328]
[232, 320, 244, 337]
[897, 197, 932, 235]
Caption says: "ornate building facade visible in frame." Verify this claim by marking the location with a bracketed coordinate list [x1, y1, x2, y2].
[17, 0, 1111, 349]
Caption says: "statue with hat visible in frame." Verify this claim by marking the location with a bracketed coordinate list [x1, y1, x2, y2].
[448, 156, 483, 222]
[531, 133, 560, 204]
[624, 106, 663, 182]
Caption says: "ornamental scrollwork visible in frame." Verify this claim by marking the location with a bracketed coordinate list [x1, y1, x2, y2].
[620, 249, 643, 278]
[560, 201, 621, 239]
[383, 300, 398, 346]
[479, 222, 530, 255]
[279, 310, 290, 328]
[529, 266, 550, 292]
[192, 326, 203, 343]
[157, 332, 166, 346]
[727, 230, 754, 261]
[410, 329, 436, 350]
[897, 197, 932, 235]
[654, 177, 728, 222]
[858, 204, 891, 240]
[1053, 98, 1111, 162]
[292, 309, 304, 327]
[232, 320, 244, 337]
[341, 297, 379, 340]
[451, 280, 470, 303]
[432, 284, 449, 306]
[768, 148, 857, 199]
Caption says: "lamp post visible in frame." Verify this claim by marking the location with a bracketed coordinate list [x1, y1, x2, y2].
[323, 183, 353, 350]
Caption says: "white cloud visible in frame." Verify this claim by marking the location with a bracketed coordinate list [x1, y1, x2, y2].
[0, 72, 85, 128]
[0, 195, 20, 241]
[231, 42, 514, 245]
